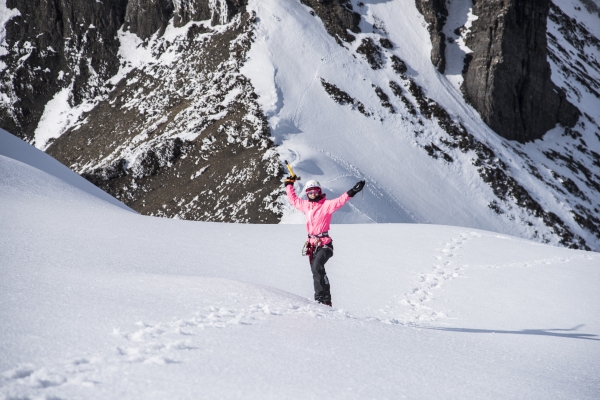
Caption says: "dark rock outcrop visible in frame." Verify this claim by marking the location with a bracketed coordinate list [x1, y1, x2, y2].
[0, 0, 247, 141]
[414, 0, 447, 73]
[356, 38, 384, 69]
[1, 1, 281, 223]
[0, 0, 127, 141]
[124, 0, 247, 38]
[461, 0, 580, 142]
[123, 0, 175, 39]
[373, 85, 395, 114]
[44, 11, 282, 223]
[300, 0, 360, 44]
[390, 55, 408, 77]
[320, 78, 370, 116]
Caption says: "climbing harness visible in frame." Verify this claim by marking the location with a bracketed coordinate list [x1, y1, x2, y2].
[302, 231, 331, 258]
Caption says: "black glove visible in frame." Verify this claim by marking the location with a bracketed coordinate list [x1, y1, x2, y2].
[284, 176, 297, 186]
[347, 180, 365, 197]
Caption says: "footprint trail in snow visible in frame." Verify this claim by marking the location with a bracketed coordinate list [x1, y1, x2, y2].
[0, 297, 407, 399]
[395, 231, 480, 324]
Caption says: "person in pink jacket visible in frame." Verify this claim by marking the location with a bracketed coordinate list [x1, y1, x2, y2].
[285, 176, 365, 306]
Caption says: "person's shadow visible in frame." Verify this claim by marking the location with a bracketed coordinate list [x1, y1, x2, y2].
[421, 324, 599, 341]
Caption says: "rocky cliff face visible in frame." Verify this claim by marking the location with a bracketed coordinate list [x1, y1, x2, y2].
[414, 0, 581, 142]
[123, 0, 174, 39]
[414, 0, 447, 73]
[299, 0, 360, 44]
[123, 0, 246, 38]
[0, 0, 126, 141]
[461, 0, 580, 142]
[0, 0, 283, 223]
[48, 11, 282, 223]
[0, 0, 245, 142]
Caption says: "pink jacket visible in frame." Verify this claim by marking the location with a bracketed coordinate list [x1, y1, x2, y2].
[286, 185, 351, 244]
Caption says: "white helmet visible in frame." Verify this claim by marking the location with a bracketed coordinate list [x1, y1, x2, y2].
[304, 180, 321, 192]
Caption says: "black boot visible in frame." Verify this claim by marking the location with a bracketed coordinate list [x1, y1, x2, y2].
[316, 298, 332, 307]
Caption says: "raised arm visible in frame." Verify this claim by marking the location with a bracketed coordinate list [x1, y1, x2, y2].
[325, 180, 365, 213]
[285, 183, 309, 212]
[325, 192, 351, 213]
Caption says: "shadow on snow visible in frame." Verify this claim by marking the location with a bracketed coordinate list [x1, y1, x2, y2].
[421, 324, 599, 341]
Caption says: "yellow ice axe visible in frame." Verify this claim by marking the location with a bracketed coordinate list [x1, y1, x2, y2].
[285, 160, 300, 180]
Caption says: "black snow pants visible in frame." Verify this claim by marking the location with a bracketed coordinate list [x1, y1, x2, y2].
[309, 243, 333, 303]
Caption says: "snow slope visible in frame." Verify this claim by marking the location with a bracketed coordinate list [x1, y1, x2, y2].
[242, 0, 600, 250]
[0, 128, 134, 212]
[1, 133, 600, 399]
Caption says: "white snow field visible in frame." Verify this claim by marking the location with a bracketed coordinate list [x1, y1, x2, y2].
[2, 134, 600, 399]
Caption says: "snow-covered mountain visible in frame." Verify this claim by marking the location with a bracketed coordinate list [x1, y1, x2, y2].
[1, 113, 599, 399]
[1, 0, 599, 249]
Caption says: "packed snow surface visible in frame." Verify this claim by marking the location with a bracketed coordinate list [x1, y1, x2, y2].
[1, 127, 600, 399]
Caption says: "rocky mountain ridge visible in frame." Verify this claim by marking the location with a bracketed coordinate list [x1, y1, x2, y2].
[1, 0, 283, 222]
[415, 0, 581, 142]
[462, 0, 580, 142]
[1, 0, 599, 250]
